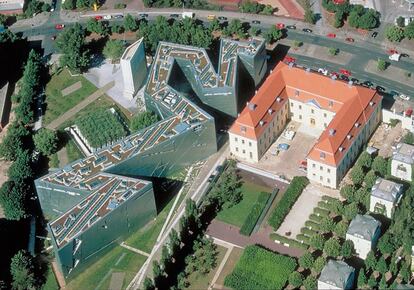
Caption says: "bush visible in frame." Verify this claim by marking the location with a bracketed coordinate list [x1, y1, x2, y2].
[314, 207, 330, 216]
[328, 47, 338, 56]
[301, 227, 317, 237]
[312, 256, 326, 274]
[303, 276, 317, 290]
[268, 176, 309, 229]
[239, 192, 271, 236]
[289, 272, 304, 288]
[351, 165, 364, 186]
[385, 25, 405, 42]
[305, 220, 321, 231]
[389, 119, 400, 127]
[299, 252, 314, 269]
[309, 213, 323, 223]
[372, 156, 388, 177]
[296, 234, 310, 244]
[224, 245, 297, 289]
[377, 58, 387, 71]
[309, 234, 325, 250]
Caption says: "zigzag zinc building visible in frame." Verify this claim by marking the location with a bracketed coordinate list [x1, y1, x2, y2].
[35, 38, 267, 280]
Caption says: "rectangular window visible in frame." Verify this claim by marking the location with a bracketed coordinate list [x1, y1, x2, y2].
[324, 113, 327, 118]
[299, 115, 302, 120]
[236, 147, 239, 152]
[312, 164, 315, 168]
[234, 137, 238, 142]
[249, 152, 253, 158]
[242, 149, 246, 154]
[311, 109, 314, 114]
[327, 168, 331, 173]
[320, 176, 323, 181]
[291, 103, 294, 107]
[249, 142, 252, 147]
[242, 139, 245, 144]
[327, 178, 331, 184]
[320, 166, 323, 171]
[299, 105, 302, 110]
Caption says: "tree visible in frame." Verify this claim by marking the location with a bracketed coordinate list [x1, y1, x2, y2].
[143, 277, 155, 290]
[323, 238, 341, 258]
[312, 256, 326, 274]
[261, 5, 274, 15]
[364, 170, 377, 188]
[340, 184, 356, 201]
[152, 261, 164, 289]
[310, 234, 325, 250]
[86, 19, 109, 36]
[160, 245, 170, 271]
[385, 25, 405, 42]
[299, 252, 314, 269]
[248, 26, 260, 36]
[33, 128, 58, 156]
[377, 58, 387, 71]
[367, 275, 377, 288]
[299, 276, 314, 290]
[350, 165, 364, 186]
[372, 156, 387, 177]
[288, 272, 303, 288]
[365, 251, 377, 270]
[209, 18, 221, 32]
[186, 237, 217, 274]
[379, 275, 387, 289]
[76, 0, 92, 8]
[358, 9, 379, 29]
[130, 111, 159, 131]
[224, 19, 245, 39]
[8, 150, 33, 182]
[341, 240, 354, 258]
[343, 202, 360, 221]
[10, 250, 36, 290]
[333, 10, 344, 28]
[264, 26, 282, 43]
[328, 47, 339, 56]
[399, 265, 411, 283]
[403, 132, 414, 145]
[56, 23, 89, 73]
[62, 0, 75, 9]
[357, 269, 367, 288]
[321, 217, 336, 233]
[405, 21, 414, 39]
[334, 220, 348, 237]
[124, 14, 138, 31]
[111, 24, 124, 34]
[396, 16, 406, 27]
[177, 271, 189, 289]
[103, 40, 125, 62]
[0, 122, 29, 161]
[293, 40, 303, 49]
[0, 181, 28, 220]
[376, 256, 388, 274]
[303, 0, 317, 24]
[378, 233, 396, 255]
[357, 151, 372, 169]
[327, 199, 344, 215]
[168, 228, 181, 255]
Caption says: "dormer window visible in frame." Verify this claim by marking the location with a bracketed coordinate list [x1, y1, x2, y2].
[259, 120, 264, 126]
[329, 129, 336, 136]
[248, 103, 257, 111]
[369, 101, 374, 106]
[354, 122, 360, 128]
[347, 134, 352, 140]
[268, 109, 273, 115]
[295, 90, 300, 96]
[339, 147, 344, 152]
[276, 97, 281, 102]
[320, 152, 326, 159]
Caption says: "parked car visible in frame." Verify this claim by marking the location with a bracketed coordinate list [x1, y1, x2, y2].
[103, 15, 111, 20]
[318, 68, 328, 75]
[51, 35, 56, 40]
[345, 37, 354, 42]
[55, 24, 65, 29]
[252, 20, 260, 24]
[371, 31, 378, 38]
[286, 25, 296, 29]
[283, 56, 296, 63]
[276, 23, 285, 29]
[375, 85, 385, 92]
[389, 90, 399, 98]
[399, 94, 410, 101]
[327, 33, 336, 38]
[218, 16, 227, 21]
[94, 15, 103, 20]
[113, 14, 123, 19]
[170, 14, 180, 18]
[139, 13, 148, 18]
[350, 78, 359, 84]
[277, 143, 290, 150]
[207, 174, 215, 182]
[339, 69, 351, 76]
[330, 72, 339, 78]
[387, 49, 398, 55]
[361, 80, 373, 87]
[339, 75, 349, 81]
[302, 28, 312, 33]
[406, 108, 413, 117]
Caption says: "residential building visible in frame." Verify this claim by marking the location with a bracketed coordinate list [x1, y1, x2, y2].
[370, 178, 403, 218]
[0, 82, 11, 131]
[0, 0, 24, 14]
[346, 214, 381, 259]
[35, 38, 267, 281]
[229, 62, 382, 188]
[391, 143, 414, 182]
[317, 260, 355, 290]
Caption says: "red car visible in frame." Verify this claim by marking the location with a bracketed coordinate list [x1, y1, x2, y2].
[339, 69, 351, 76]
[276, 23, 285, 29]
[55, 24, 65, 30]
[283, 56, 296, 63]
[345, 37, 354, 42]
[406, 108, 413, 117]
[330, 72, 339, 78]
[387, 49, 398, 55]
[94, 15, 103, 20]
[327, 33, 336, 38]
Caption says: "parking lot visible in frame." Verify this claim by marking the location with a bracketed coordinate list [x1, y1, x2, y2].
[255, 121, 320, 180]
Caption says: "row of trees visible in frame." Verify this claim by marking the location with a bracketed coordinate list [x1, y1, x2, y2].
[142, 0, 209, 9]
[385, 22, 414, 42]
[239, 0, 274, 15]
[322, 0, 379, 29]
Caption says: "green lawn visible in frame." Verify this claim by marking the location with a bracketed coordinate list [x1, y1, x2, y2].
[42, 268, 59, 290]
[66, 246, 147, 290]
[44, 69, 98, 126]
[185, 245, 227, 289]
[216, 181, 271, 227]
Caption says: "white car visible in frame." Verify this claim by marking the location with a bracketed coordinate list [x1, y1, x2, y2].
[399, 94, 410, 101]
[318, 68, 328, 75]
[389, 53, 401, 61]
[104, 15, 112, 20]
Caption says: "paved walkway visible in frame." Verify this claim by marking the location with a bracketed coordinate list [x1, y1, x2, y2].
[120, 242, 150, 257]
[206, 220, 304, 258]
[46, 81, 114, 130]
[57, 147, 69, 167]
[209, 244, 234, 290]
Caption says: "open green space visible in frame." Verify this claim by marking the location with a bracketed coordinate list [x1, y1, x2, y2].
[66, 246, 147, 290]
[66, 138, 84, 163]
[216, 181, 271, 228]
[224, 245, 296, 290]
[44, 69, 98, 126]
[185, 245, 227, 289]
[42, 267, 59, 290]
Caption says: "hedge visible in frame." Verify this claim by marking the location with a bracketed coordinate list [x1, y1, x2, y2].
[314, 207, 330, 217]
[317, 200, 330, 210]
[305, 220, 321, 231]
[239, 192, 271, 236]
[224, 245, 297, 290]
[301, 227, 317, 237]
[268, 176, 309, 230]
[322, 195, 338, 203]
[296, 234, 310, 244]
[270, 233, 309, 250]
[309, 213, 323, 223]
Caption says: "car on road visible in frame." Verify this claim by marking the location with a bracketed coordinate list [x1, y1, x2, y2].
[302, 28, 312, 33]
[399, 94, 410, 101]
[207, 14, 216, 21]
[345, 37, 354, 42]
[361, 80, 373, 88]
[376, 85, 385, 92]
[283, 56, 296, 63]
[339, 75, 349, 81]
[339, 69, 351, 76]
[170, 14, 180, 18]
[278, 143, 290, 150]
[113, 15, 123, 19]
[94, 15, 103, 20]
[318, 68, 328, 75]
[406, 108, 413, 117]
[139, 13, 148, 18]
[350, 78, 359, 84]
[104, 15, 111, 20]
[51, 35, 56, 40]
[251, 20, 261, 24]
[218, 16, 227, 21]
[55, 24, 65, 30]
[330, 72, 339, 78]
[371, 31, 378, 38]
[286, 25, 296, 29]
[276, 23, 285, 29]
[327, 33, 336, 38]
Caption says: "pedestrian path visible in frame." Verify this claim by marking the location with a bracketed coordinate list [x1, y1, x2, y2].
[120, 242, 150, 257]
[208, 244, 233, 290]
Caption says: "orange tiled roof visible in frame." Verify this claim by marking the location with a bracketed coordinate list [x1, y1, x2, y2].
[229, 62, 382, 166]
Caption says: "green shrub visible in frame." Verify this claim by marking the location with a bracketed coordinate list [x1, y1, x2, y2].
[296, 234, 310, 244]
[301, 227, 317, 237]
[309, 213, 323, 223]
[317, 200, 330, 210]
[239, 192, 271, 236]
[321, 195, 337, 203]
[224, 245, 297, 289]
[268, 177, 309, 230]
[314, 207, 330, 217]
[305, 220, 321, 231]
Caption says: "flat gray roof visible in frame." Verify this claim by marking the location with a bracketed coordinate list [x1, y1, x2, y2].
[393, 143, 414, 165]
[371, 178, 403, 202]
[319, 260, 355, 289]
[347, 214, 381, 241]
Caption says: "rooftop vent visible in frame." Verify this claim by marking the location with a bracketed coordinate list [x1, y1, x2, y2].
[248, 103, 257, 111]
[339, 147, 344, 152]
[268, 109, 273, 115]
[347, 134, 352, 140]
[329, 128, 336, 136]
[276, 97, 282, 102]
[355, 122, 360, 128]
[259, 120, 265, 126]
[270, 69, 273, 73]
[240, 126, 246, 133]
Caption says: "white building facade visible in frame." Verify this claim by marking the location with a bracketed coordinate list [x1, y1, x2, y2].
[391, 143, 414, 182]
[346, 214, 381, 259]
[370, 178, 403, 218]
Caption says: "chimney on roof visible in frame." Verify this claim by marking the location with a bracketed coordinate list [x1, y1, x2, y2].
[259, 120, 264, 126]
[237, 113, 240, 117]
[270, 69, 273, 73]
[268, 109, 273, 115]
[329, 128, 336, 136]
[248, 103, 257, 111]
